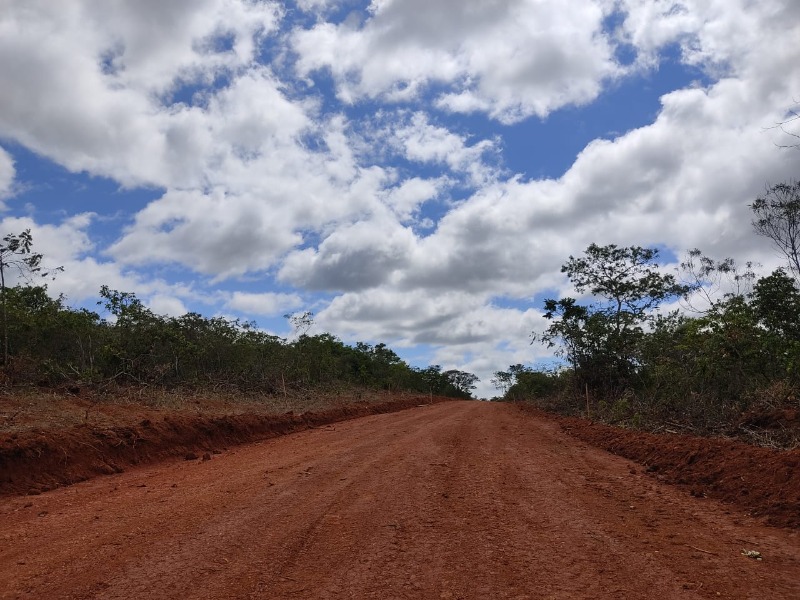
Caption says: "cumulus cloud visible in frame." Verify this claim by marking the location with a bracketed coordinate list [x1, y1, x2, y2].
[317, 286, 551, 397]
[380, 177, 443, 222]
[0, 213, 134, 301]
[318, 288, 483, 343]
[292, 0, 622, 122]
[0, 0, 281, 187]
[226, 291, 303, 316]
[298, 0, 800, 388]
[392, 112, 501, 185]
[147, 295, 189, 318]
[108, 188, 302, 278]
[0, 147, 14, 202]
[279, 218, 416, 291]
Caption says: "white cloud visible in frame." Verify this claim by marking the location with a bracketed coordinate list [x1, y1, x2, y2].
[279, 217, 416, 291]
[317, 285, 552, 397]
[108, 188, 303, 279]
[392, 112, 500, 185]
[292, 0, 622, 122]
[147, 295, 189, 318]
[226, 291, 303, 316]
[617, 0, 793, 75]
[0, 213, 136, 301]
[0, 0, 281, 188]
[0, 147, 14, 202]
[380, 177, 443, 222]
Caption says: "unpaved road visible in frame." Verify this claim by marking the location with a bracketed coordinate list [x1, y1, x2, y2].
[1, 402, 798, 599]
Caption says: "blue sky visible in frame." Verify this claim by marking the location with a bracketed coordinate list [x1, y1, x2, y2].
[0, 0, 799, 397]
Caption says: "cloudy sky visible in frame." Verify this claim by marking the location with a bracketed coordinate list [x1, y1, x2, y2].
[1, 0, 799, 397]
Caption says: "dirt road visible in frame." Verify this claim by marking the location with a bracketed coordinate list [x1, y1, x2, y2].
[1, 401, 798, 599]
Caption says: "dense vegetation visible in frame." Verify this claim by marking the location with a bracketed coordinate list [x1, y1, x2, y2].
[495, 180, 800, 447]
[0, 238, 477, 399]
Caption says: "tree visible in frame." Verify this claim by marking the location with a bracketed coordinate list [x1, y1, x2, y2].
[562, 244, 691, 326]
[0, 230, 61, 365]
[415, 364, 448, 395]
[442, 369, 480, 397]
[751, 180, 800, 278]
[284, 311, 314, 336]
[491, 370, 514, 395]
[751, 268, 800, 339]
[492, 364, 532, 396]
[507, 368, 559, 401]
[540, 244, 692, 394]
[678, 249, 757, 311]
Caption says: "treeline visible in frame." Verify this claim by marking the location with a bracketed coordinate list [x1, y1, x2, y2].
[495, 180, 800, 446]
[0, 281, 476, 399]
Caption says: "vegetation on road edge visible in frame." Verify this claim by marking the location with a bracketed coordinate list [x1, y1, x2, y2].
[494, 180, 800, 449]
[0, 233, 478, 401]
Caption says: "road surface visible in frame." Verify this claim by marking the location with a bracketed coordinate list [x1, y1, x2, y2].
[1, 401, 798, 599]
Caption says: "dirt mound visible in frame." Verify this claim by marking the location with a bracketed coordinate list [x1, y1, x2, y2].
[0, 396, 441, 496]
[547, 411, 800, 528]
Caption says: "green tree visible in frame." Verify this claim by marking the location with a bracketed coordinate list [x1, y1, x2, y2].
[491, 369, 514, 395]
[507, 369, 559, 401]
[284, 311, 314, 336]
[442, 369, 480, 397]
[415, 364, 449, 395]
[491, 364, 531, 396]
[0, 230, 61, 365]
[752, 268, 800, 339]
[540, 244, 692, 395]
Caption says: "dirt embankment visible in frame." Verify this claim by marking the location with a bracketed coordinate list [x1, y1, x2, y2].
[544, 410, 800, 528]
[2, 393, 799, 532]
[2, 401, 798, 599]
[0, 393, 442, 497]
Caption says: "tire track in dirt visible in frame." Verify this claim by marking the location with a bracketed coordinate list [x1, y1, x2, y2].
[1, 401, 798, 599]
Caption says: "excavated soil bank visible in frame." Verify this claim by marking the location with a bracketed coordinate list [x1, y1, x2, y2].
[545, 410, 800, 528]
[0, 394, 441, 496]
[3, 394, 799, 532]
[3, 401, 799, 599]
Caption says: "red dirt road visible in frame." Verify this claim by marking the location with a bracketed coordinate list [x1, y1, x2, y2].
[1, 401, 798, 599]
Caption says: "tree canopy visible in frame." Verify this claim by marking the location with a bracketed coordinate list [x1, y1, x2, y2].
[540, 244, 692, 395]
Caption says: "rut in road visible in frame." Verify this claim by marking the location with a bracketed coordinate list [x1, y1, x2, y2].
[1, 401, 799, 599]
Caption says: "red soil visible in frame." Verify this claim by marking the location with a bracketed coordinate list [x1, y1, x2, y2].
[0, 394, 439, 497]
[551, 411, 800, 528]
[1, 401, 798, 599]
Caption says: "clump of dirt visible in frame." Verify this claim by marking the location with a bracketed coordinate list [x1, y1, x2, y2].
[549, 411, 800, 528]
[0, 394, 442, 497]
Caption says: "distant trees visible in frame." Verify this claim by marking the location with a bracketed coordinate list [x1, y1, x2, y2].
[492, 365, 560, 402]
[491, 368, 514, 396]
[491, 364, 527, 396]
[0, 277, 474, 399]
[442, 369, 480, 396]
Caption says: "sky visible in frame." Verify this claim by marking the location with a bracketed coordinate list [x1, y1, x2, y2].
[0, 0, 799, 398]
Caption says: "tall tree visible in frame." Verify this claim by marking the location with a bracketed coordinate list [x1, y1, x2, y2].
[0, 230, 61, 365]
[751, 180, 800, 278]
[540, 244, 692, 394]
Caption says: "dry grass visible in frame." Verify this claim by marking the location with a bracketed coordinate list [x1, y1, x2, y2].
[0, 386, 410, 435]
